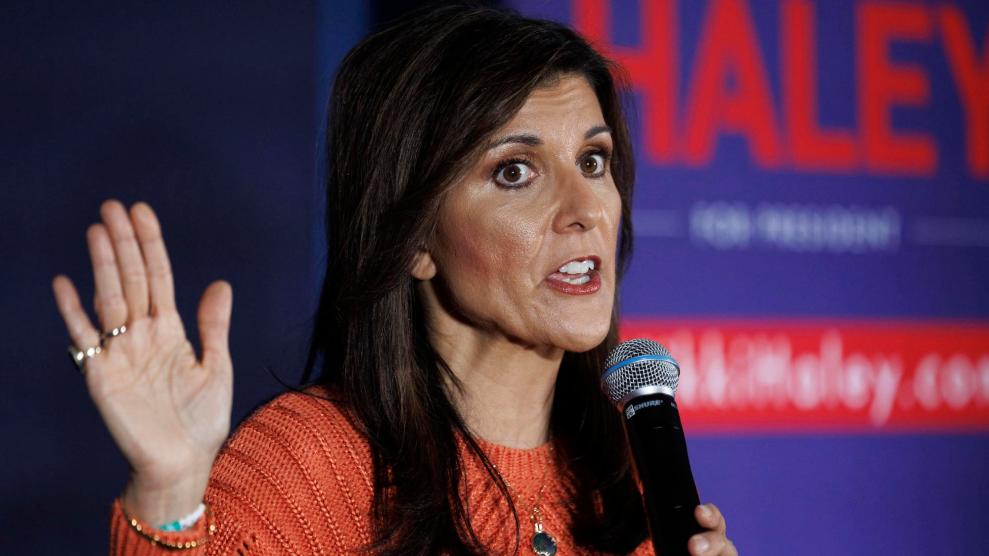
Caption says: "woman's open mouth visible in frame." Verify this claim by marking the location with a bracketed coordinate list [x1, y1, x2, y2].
[545, 256, 602, 295]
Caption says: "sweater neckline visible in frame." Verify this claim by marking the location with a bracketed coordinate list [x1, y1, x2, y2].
[460, 433, 559, 490]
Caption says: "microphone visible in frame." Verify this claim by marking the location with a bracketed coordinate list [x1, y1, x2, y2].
[602, 338, 703, 556]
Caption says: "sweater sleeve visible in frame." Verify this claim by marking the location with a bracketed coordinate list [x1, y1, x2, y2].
[109, 498, 214, 555]
[108, 388, 376, 555]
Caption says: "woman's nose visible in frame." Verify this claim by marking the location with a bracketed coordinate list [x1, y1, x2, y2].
[551, 166, 606, 233]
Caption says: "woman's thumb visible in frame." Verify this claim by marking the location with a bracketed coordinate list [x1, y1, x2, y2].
[197, 280, 233, 370]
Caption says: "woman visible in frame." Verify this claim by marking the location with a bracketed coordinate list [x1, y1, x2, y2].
[53, 5, 736, 555]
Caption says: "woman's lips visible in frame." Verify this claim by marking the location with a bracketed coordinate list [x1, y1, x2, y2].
[544, 269, 602, 295]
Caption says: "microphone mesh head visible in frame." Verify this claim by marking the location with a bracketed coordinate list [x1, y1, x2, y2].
[602, 338, 680, 404]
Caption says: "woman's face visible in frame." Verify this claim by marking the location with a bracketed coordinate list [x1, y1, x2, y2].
[416, 74, 622, 353]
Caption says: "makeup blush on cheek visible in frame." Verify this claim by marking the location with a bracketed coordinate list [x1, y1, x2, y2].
[429, 203, 541, 329]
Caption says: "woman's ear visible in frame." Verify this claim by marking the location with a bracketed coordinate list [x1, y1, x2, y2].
[411, 249, 437, 280]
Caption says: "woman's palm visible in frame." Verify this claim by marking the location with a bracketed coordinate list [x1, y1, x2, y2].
[87, 310, 231, 484]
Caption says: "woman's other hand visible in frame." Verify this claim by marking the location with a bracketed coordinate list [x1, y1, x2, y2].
[689, 503, 738, 555]
[52, 200, 233, 524]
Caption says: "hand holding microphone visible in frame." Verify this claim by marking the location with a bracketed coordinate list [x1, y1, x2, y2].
[603, 339, 737, 556]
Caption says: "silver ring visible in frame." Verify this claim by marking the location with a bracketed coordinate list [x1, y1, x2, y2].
[69, 323, 127, 374]
[100, 324, 127, 341]
[68, 343, 102, 373]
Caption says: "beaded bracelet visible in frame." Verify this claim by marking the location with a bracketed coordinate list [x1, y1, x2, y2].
[124, 503, 217, 551]
[159, 503, 206, 532]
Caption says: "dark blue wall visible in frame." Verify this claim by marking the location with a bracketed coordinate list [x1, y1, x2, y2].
[2, 2, 364, 552]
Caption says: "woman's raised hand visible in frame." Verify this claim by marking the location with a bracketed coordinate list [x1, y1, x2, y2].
[52, 200, 233, 524]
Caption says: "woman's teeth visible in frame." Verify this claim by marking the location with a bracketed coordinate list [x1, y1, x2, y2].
[557, 259, 595, 285]
[558, 259, 595, 274]
[560, 275, 591, 285]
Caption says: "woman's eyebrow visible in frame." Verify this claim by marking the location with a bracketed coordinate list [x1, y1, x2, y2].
[486, 125, 613, 150]
[584, 125, 611, 139]
[487, 133, 541, 149]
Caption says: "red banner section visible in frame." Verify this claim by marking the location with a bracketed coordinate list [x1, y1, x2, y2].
[620, 318, 989, 433]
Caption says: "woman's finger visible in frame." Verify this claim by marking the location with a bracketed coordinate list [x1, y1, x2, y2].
[52, 275, 102, 354]
[197, 280, 233, 374]
[688, 531, 730, 556]
[696, 503, 726, 534]
[87, 223, 129, 331]
[100, 200, 150, 319]
[130, 202, 176, 315]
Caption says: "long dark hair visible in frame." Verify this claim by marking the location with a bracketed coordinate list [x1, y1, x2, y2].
[303, 4, 646, 554]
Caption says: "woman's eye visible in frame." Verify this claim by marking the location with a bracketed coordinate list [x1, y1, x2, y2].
[494, 160, 535, 187]
[580, 152, 607, 177]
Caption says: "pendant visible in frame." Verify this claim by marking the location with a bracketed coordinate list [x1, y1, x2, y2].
[532, 524, 557, 556]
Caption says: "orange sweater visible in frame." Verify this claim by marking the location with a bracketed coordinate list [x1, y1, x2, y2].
[109, 387, 653, 554]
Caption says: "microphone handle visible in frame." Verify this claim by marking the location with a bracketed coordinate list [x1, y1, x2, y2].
[624, 392, 703, 556]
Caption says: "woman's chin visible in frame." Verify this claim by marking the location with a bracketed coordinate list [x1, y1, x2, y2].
[548, 326, 611, 354]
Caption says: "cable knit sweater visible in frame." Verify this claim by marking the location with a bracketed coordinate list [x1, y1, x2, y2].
[109, 386, 653, 554]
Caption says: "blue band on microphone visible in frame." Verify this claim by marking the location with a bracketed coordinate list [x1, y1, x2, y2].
[603, 354, 679, 379]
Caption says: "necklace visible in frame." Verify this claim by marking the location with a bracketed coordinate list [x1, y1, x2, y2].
[497, 447, 558, 556]
[527, 496, 558, 556]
